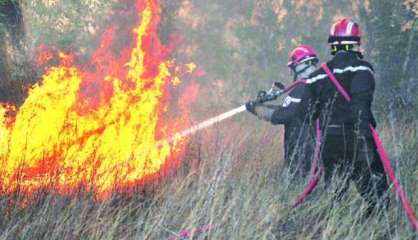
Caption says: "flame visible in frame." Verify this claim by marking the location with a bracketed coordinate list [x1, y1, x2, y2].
[0, 0, 197, 198]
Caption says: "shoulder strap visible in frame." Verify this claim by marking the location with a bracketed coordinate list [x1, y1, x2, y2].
[321, 63, 351, 102]
[282, 79, 307, 94]
[321, 64, 418, 230]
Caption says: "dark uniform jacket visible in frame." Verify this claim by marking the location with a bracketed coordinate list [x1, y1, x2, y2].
[270, 83, 315, 176]
[303, 51, 389, 213]
[306, 51, 376, 136]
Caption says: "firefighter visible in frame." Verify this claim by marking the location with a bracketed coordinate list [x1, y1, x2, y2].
[246, 45, 318, 179]
[305, 18, 389, 215]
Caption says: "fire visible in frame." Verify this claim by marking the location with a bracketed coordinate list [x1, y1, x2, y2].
[0, 0, 197, 198]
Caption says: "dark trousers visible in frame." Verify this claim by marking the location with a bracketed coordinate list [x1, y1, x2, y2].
[285, 141, 312, 179]
[322, 130, 389, 215]
[283, 124, 314, 180]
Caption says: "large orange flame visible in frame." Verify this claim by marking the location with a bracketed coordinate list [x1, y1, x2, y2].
[0, 0, 197, 198]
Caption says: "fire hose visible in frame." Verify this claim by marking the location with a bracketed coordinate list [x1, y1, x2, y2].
[290, 65, 418, 231]
[165, 81, 299, 143]
[317, 63, 418, 231]
[167, 74, 418, 238]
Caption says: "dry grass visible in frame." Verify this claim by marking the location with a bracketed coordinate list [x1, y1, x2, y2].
[0, 118, 416, 240]
[0, 1, 417, 239]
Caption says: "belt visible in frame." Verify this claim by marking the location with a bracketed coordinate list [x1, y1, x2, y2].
[325, 123, 355, 135]
[328, 124, 354, 129]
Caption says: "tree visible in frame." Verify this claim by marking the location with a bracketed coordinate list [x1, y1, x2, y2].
[0, 0, 25, 104]
[355, 0, 418, 111]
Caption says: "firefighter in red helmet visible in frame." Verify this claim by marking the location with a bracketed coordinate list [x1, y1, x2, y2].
[246, 44, 318, 179]
[306, 18, 389, 215]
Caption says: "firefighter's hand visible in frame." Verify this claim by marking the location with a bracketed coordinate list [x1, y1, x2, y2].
[245, 100, 259, 116]
[256, 90, 267, 102]
[272, 81, 285, 90]
[245, 101, 274, 121]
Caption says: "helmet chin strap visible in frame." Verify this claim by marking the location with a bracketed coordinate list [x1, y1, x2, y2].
[293, 64, 316, 80]
[331, 44, 363, 59]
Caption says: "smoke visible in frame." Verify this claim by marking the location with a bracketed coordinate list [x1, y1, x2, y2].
[161, 1, 417, 116]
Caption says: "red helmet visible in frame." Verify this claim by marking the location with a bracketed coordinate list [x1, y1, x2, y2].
[328, 18, 361, 45]
[287, 44, 318, 68]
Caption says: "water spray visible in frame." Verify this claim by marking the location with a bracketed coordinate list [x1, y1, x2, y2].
[165, 81, 292, 144]
[106, 81, 290, 180]
[166, 105, 247, 143]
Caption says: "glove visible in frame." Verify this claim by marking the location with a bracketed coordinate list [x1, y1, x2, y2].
[256, 90, 267, 102]
[272, 81, 285, 90]
[245, 100, 259, 115]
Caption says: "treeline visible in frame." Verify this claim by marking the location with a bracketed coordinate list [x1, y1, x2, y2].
[169, 0, 417, 114]
[0, 0, 119, 104]
[0, 0, 417, 114]
[0, 0, 27, 104]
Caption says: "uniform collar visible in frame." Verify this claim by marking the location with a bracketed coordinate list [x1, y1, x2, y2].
[334, 50, 361, 60]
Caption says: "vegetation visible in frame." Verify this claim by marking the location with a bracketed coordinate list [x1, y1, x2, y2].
[0, 117, 416, 239]
[174, 0, 417, 113]
[0, 0, 417, 239]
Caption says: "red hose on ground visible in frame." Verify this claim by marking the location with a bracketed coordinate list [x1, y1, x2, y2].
[169, 73, 418, 238]
[292, 168, 323, 208]
[292, 120, 323, 208]
[322, 63, 418, 231]
[370, 125, 418, 231]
